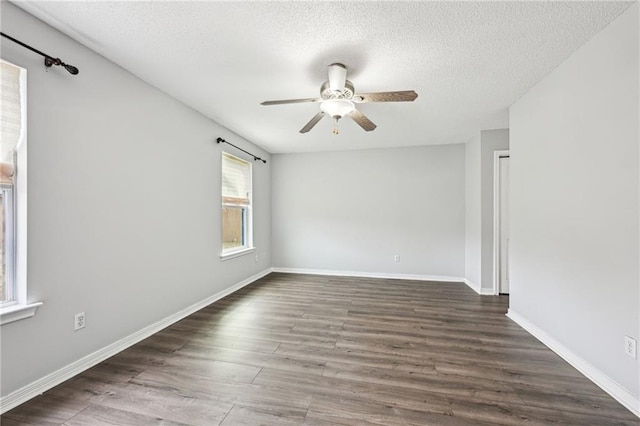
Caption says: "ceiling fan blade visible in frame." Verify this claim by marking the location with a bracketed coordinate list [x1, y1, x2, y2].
[300, 112, 326, 133]
[328, 63, 347, 91]
[349, 109, 377, 132]
[261, 97, 321, 106]
[353, 90, 418, 103]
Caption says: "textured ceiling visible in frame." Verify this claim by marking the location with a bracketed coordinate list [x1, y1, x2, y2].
[14, 1, 633, 153]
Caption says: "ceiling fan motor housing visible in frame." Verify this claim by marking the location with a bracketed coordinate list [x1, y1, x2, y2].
[320, 80, 355, 101]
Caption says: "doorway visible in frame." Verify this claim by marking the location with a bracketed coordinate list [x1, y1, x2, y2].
[493, 151, 510, 295]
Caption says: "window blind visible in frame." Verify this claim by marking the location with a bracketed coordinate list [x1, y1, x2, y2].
[222, 152, 251, 206]
[0, 61, 22, 184]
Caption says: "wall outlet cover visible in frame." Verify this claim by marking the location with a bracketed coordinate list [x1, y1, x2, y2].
[624, 336, 636, 359]
[74, 312, 86, 331]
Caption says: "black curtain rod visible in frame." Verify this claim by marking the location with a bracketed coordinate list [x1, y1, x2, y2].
[1, 32, 79, 75]
[217, 137, 266, 163]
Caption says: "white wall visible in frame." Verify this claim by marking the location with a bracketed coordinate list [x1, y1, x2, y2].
[509, 1, 639, 404]
[0, 3, 271, 398]
[272, 144, 465, 278]
[464, 134, 482, 289]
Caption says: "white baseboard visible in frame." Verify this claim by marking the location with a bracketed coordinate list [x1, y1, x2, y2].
[463, 278, 480, 293]
[272, 267, 465, 283]
[272, 268, 499, 295]
[506, 309, 640, 418]
[0, 268, 272, 414]
[463, 279, 497, 296]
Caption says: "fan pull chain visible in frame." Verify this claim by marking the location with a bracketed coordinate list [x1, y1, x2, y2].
[332, 117, 340, 135]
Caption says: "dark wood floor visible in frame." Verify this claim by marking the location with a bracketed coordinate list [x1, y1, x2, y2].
[3, 273, 638, 425]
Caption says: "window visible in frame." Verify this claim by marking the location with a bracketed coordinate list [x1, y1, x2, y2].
[221, 152, 253, 259]
[1, 59, 40, 324]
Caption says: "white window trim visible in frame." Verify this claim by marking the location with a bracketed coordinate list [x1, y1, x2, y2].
[1, 183, 15, 301]
[0, 302, 42, 325]
[0, 59, 40, 325]
[220, 246, 256, 261]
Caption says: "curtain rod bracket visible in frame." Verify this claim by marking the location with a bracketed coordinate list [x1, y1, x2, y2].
[217, 137, 266, 164]
[1, 32, 79, 75]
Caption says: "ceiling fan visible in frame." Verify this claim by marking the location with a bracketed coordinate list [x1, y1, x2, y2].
[261, 63, 418, 134]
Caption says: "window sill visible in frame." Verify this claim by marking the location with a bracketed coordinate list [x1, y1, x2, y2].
[0, 302, 43, 325]
[220, 247, 255, 262]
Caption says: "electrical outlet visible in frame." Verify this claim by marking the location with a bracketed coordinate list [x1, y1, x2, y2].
[394, 255, 400, 263]
[625, 336, 636, 359]
[255, 253, 259, 263]
[74, 312, 86, 331]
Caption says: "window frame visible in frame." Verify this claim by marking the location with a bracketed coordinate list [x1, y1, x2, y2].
[220, 151, 254, 261]
[1, 183, 15, 305]
[0, 59, 41, 325]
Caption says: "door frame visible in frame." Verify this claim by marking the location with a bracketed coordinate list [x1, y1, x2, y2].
[492, 150, 510, 296]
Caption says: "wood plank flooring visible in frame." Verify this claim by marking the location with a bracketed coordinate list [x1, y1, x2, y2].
[3, 273, 638, 425]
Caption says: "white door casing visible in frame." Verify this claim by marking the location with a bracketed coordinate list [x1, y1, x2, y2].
[493, 150, 510, 295]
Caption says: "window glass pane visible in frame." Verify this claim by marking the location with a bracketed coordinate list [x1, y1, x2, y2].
[0, 59, 24, 308]
[1, 60, 23, 166]
[221, 152, 252, 254]
[222, 206, 245, 250]
[222, 153, 250, 204]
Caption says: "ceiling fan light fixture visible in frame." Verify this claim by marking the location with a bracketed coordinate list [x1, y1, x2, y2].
[320, 99, 355, 135]
[320, 99, 355, 119]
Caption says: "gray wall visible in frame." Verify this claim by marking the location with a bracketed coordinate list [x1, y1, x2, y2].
[509, 2, 638, 398]
[271, 145, 466, 277]
[479, 129, 509, 292]
[1, 3, 271, 397]
[464, 129, 509, 292]
[464, 134, 482, 289]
